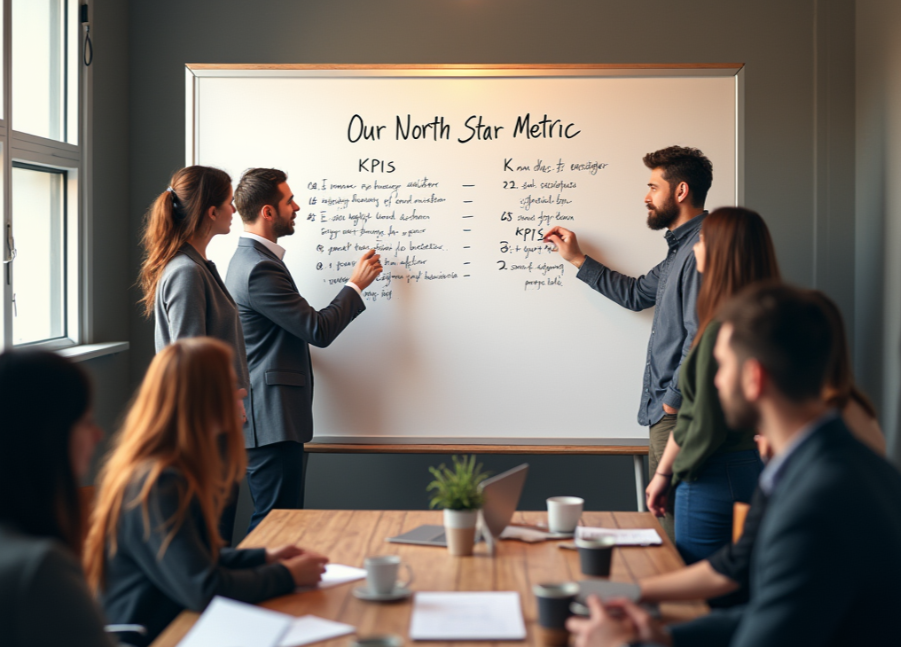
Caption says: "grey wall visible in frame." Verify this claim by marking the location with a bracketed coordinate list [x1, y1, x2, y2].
[82, 0, 863, 525]
[79, 351, 130, 480]
[89, 0, 129, 347]
[78, 0, 131, 478]
[856, 0, 901, 465]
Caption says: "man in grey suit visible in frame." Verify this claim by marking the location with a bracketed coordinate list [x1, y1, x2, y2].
[566, 284, 901, 647]
[226, 168, 382, 531]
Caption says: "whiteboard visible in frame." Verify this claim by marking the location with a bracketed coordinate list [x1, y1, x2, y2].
[188, 65, 741, 445]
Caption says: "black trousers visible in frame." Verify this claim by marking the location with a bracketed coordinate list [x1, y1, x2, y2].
[246, 440, 309, 532]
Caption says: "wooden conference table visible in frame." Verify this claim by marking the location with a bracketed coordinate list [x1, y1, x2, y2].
[152, 510, 708, 647]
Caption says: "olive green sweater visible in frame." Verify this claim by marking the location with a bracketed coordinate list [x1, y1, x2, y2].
[672, 320, 757, 485]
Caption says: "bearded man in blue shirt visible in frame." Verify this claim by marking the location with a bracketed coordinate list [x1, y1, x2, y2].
[545, 145, 713, 540]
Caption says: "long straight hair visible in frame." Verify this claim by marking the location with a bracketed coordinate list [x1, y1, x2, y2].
[138, 166, 232, 317]
[84, 338, 246, 591]
[695, 207, 781, 346]
[0, 350, 91, 554]
[809, 290, 878, 418]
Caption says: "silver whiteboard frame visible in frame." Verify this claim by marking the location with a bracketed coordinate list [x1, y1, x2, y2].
[183, 64, 745, 449]
[185, 64, 744, 511]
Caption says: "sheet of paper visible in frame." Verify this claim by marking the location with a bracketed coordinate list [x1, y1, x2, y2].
[576, 526, 662, 546]
[409, 592, 526, 640]
[278, 615, 355, 647]
[296, 563, 366, 592]
[176, 597, 291, 647]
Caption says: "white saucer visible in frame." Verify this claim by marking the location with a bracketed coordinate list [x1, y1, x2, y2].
[529, 523, 576, 539]
[353, 585, 413, 602]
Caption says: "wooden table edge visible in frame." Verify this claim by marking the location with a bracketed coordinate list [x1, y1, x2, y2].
[305, 443, 649, 455]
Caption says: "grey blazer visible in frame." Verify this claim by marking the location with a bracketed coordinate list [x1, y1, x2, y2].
[154, 243, 250, 392]
[225, 238, 364, 448]
[671, 417, 901, 647]
[0, 523, 113, 647]
[100, 469, 294, 645]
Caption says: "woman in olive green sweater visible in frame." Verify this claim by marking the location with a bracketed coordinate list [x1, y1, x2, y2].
[645, 207, 780, 564]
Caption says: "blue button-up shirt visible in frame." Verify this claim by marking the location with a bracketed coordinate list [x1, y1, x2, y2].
[576, 213, 705, 426]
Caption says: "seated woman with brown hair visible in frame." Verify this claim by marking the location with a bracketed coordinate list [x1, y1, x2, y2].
[84, 338, 328, 646]
[0, 349, 111, 647]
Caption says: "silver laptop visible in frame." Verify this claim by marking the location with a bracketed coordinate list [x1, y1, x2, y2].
[386, 463, 529, 547]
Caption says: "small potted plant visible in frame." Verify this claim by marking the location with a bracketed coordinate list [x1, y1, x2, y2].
[428, 455, 490, 556]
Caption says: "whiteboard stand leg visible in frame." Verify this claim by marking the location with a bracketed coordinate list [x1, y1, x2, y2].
[633, 455, 647, 512]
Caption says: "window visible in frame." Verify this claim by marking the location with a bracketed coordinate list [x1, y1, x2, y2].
[2, 0, 86, 350]
[11, 164, 67, 345]
[13, 1, 66, 141]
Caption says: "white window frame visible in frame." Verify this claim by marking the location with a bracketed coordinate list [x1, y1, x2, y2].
[1, 0, 90, 351]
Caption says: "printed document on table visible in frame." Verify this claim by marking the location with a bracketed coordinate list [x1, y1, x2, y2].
[176, 597, 290, 647]
[576, 526, 662, 546]
[409, 591, 526, 640]
[278, 615, 356, 647]
[296, 563, 366, 592]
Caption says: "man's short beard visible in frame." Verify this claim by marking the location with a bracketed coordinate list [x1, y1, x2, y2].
[646, 192, 679, 231]
[721, 376, 760, 430]
[273, 218, 294, 239]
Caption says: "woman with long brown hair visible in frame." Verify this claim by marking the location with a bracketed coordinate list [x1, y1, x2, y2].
[84, 338, 327, 646]
[814, 291, 886, 454]
[138, 165, 249, 542]
[645, 207, 780, 564]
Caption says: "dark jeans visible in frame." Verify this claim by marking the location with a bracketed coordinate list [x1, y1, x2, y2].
[246, 441, 309, 533]
[674, 449, 762, 565]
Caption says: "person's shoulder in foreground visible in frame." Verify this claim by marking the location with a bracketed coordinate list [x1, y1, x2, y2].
[0, 524, 113, 647]
[728, 415, 901, 647]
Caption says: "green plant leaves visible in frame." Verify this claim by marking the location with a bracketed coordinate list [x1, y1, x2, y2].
[426, 454, 491, 510]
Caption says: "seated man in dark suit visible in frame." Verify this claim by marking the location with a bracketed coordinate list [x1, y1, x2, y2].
[226, 168, 383, 531]
[568, 283, 901, 647]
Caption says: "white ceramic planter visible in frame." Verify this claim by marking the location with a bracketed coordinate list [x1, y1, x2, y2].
[443, 508, 479, 556]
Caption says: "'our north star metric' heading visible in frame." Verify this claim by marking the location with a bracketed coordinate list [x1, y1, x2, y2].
[347, 113, 582, 144]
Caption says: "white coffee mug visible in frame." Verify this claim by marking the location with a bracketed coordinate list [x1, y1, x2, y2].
[364, 555, 414, 594]
[546, 496, 584, 533]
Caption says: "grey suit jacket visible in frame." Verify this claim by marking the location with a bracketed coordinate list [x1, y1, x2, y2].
[671, 417, 901, 647]
[0, 523, 113, 647]
[100, 469, 294, 645]
[154, 243, 250, 393]
[225, 238, 365, 448]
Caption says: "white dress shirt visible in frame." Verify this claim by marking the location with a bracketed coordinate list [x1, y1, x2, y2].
[240, 232, 361, 295]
